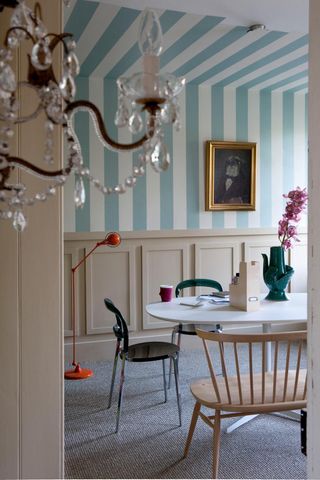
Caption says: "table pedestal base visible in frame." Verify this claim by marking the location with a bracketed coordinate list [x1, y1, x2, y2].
[226, 410, 300, 434]
[272, 410, 300, 421]
[226, 414, 258, 433]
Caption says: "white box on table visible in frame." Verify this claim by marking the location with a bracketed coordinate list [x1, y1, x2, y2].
[229, 261, 260, 312]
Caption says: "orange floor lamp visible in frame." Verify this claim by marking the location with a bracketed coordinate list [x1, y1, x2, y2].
[65, 231, 121, 380]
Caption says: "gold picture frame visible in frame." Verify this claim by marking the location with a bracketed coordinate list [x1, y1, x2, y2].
[205, 140, 256, 211]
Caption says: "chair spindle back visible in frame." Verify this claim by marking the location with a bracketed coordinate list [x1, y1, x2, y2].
[197, 330, 307, 410]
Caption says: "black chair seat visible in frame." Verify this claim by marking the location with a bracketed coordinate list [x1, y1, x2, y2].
[125, 341, 179, 362]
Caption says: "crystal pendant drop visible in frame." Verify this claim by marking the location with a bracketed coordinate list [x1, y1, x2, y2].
[0, 63, 16, 93]
[34, 20, 48, 40]
[31, 40, 52, 70]
[7, 32, 19, 48]
[13, 210, 27, 232]
[66, 40, 77, 52]
[11, 2, 34, 38]
[133, 164, 145, 177]
[74, 176, 85, 208]
[125, 175, 137, 187]
[0, 88, 11, 100]
[0, 155, 9, 169]
[114, 105, 129, 127]
[150, 140, 170, 172]
[113, 184, 126, 194]
[140, 150, 151, 166]
[160, 102, 175, 124]
[59, 73, 76, 100]
[128, 111, 143, 134]
[64, 52, 80, 77]
[44, 119, 54, 133]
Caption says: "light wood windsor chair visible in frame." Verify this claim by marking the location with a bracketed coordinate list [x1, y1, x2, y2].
[184, 330, 307, 478]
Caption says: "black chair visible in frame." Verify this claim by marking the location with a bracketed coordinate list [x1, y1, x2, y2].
[105, 298, 182, 432]
[168, 278, 223, 388]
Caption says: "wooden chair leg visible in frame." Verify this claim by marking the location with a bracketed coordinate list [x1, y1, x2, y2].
[183, 401, 201, 458]
[212, 410, 221, 479]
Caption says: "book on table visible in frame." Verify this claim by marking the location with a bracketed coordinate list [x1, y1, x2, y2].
[211, 291, 229, 298]
[197, 291, 230, 303]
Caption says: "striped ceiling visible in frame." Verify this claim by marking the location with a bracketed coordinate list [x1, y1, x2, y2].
[64, 0, 308, 93]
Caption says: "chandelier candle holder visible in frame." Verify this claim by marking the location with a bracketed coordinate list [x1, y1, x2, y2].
[65, 231, 121, 380]
[0, 1, 185, 231]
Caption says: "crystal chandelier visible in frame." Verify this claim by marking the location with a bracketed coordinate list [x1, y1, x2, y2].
[0, 1, 185, 231]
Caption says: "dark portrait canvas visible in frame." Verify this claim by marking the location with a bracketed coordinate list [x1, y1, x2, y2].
[214, 149, 252, 204]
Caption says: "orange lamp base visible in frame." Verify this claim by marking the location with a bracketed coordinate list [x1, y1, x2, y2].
[64, 363, 93, 380]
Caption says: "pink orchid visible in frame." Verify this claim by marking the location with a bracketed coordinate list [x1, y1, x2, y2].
[278, 187, 308, 250]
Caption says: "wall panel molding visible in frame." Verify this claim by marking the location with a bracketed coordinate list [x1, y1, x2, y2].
[195, 242, 240, 291]
[64, 246, 78, 337]
[65, 227, 306, 241]
[142, 243, 189, 329]
[86, 245, 136, 335]
[289, 241, 308, 293]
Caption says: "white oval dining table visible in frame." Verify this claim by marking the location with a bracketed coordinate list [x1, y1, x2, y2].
[146, 292, 307, 327]
[146, 292, 307, 433]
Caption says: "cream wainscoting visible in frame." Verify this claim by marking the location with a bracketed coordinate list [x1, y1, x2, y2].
[64, 228, 307, 361]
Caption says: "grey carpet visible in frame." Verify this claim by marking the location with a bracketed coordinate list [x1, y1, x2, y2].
[65, 347, 307, 479]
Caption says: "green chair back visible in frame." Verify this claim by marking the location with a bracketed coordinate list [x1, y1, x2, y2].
[175, 278, 223, 298]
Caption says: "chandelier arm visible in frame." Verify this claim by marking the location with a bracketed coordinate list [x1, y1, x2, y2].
[7, 156, 71, 179]
[65, 100, 155, 152]
[4, 26, 35, 46]
[46, 32, 73, 54]
[33, 2, 42, 21]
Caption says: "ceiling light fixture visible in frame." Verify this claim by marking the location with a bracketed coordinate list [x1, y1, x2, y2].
[246, 23, 266, 33]
[0, 1, 185, 231]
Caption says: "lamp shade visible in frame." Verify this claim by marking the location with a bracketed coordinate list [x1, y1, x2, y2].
[102, 231, 121, 247]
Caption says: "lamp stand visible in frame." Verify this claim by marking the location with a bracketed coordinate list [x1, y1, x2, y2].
[64, 232, 121, 380]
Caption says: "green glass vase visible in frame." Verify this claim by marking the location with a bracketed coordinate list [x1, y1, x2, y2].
[262, 246, 294, 301]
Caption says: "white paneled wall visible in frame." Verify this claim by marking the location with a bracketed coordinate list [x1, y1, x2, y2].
[64, 229, 307, 361]
[195, 242, 239, 287]
[86, 246, 136, 334]
[142, 243, 189, 329]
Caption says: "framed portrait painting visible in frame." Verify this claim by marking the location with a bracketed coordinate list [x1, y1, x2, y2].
[205, 140, 256, 211]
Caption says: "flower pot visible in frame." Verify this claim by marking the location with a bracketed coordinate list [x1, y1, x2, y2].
[262, 246, 294, 301]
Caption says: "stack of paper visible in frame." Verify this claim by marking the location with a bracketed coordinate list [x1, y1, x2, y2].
[179, 299, 204, 307]
[209, 297, 229, 304]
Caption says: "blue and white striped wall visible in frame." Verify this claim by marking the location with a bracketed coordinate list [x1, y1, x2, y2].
[64, 81, 308, 232]
[63, 1, 308, 233]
